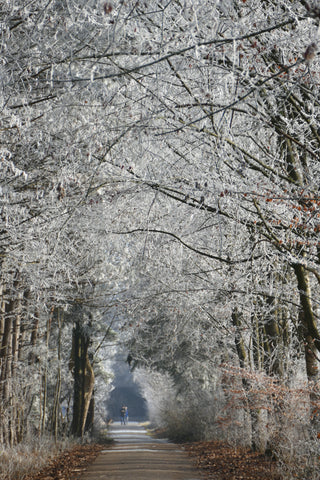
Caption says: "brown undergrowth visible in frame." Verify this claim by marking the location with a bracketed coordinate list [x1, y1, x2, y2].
[185, 441, 281, 480]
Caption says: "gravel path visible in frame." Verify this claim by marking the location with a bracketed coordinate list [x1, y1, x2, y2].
[79, 422, 201, 480]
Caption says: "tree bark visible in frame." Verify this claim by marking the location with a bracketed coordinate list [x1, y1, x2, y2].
[293, 264, 320, 381]
[232, 308, 265, 451]
[293, 263, 320, 430]
[70, 321, 95, 437]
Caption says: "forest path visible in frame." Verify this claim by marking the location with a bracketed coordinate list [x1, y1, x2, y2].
[79, 421, 202, 480]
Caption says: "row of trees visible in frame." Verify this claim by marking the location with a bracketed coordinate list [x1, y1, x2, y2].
[1, 1, 320, 478]
[113, 1, 320, 477]
[0, 0, 131, 445]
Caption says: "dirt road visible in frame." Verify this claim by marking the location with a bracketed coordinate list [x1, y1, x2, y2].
[79, 422, 201, 480]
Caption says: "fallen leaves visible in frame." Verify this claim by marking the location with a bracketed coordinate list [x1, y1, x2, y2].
[13, 438, 281, 480]
[184, 441, 281, 480]
[22, 444, 104, 480]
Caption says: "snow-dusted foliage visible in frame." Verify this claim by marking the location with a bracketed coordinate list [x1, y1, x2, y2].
[1, 1, 320, 477]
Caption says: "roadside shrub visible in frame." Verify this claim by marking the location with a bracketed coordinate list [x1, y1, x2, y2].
[0, 435, 74, 480]
[157, 386, 222, 442]
[218, 364, 320, 479]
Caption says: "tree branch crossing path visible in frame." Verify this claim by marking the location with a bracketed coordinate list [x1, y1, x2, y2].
[79, 422, 201, 480]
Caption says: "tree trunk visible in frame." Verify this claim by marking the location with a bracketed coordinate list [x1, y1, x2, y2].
[40, 308, 53, 436]
[0, 303, 13, 445]
[232, 308, 247, 370]
[232, 308, 265, 451]
[0, 272, 22, 445]
[293, 264, 320, 382]
[50, 308, 63, 441]
[70, 321, 95, 437]
[293, 263, 320, 429]
[263, 296, 284, 378]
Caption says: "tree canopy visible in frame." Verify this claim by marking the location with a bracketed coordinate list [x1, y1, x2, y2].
[1, 1, 320, 477]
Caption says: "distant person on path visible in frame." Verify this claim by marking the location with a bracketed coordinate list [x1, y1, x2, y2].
[120, 405, 128, 425]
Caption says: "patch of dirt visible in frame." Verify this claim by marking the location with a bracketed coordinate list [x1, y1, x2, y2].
[23, 444, 105, 480]
[184, 441, 281, 480]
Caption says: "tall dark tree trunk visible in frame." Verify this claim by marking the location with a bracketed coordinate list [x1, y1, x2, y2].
[50, 309, 63, 441]
[0, 272, 22, 446]
[70, 321, 95, 437]
[293, 264, 320, 382]
[293, 263, 320, 429]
